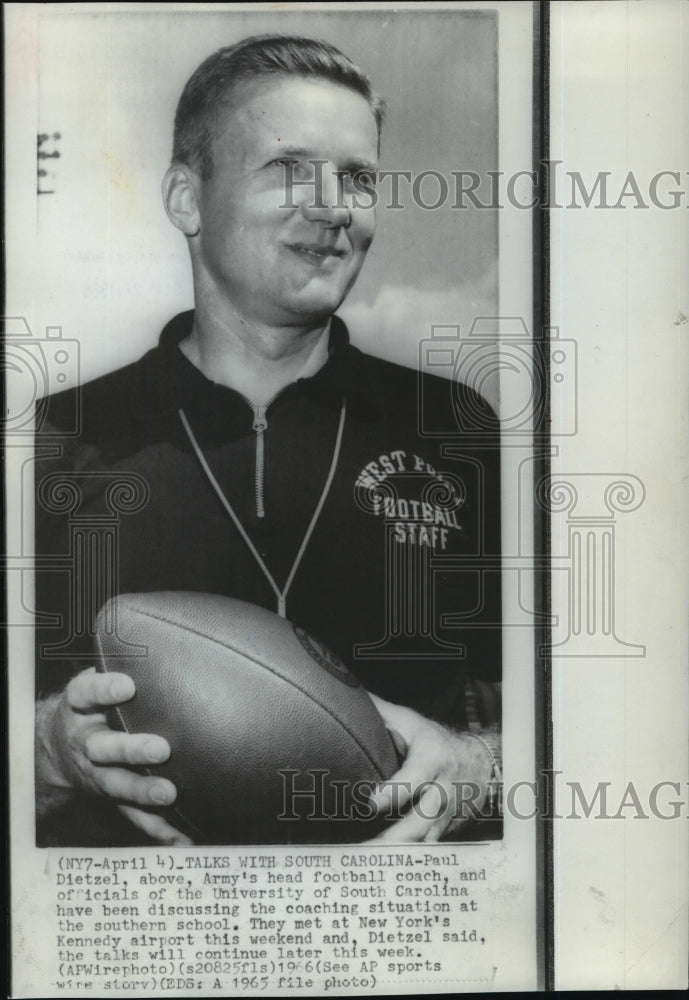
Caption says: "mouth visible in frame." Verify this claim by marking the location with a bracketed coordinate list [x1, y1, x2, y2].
[286, 243, 347, 263]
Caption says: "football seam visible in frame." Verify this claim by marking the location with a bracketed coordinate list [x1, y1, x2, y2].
[95, 629, 206, 839]
[117, 603, 391, 781]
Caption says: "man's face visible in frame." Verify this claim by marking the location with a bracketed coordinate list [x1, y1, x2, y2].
[191, 75, 379, 328]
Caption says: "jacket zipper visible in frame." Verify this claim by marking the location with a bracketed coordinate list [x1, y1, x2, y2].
[249, 387, 289, 519]
[252, 404, 268, 518]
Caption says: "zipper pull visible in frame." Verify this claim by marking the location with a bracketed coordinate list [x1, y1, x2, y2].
[252, 404, 267, 433]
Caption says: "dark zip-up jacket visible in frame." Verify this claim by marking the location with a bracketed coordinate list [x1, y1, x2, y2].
[35, 312, 501, 843]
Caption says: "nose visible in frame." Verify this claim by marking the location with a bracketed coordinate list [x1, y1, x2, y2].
[300, 163, 352, 229]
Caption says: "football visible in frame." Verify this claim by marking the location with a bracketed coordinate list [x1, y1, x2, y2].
[95, 591, 400, 844]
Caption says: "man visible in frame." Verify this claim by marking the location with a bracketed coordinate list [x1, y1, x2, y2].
[34, 35, 501, 846]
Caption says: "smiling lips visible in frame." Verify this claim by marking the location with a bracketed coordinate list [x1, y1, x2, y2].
[287, 242, 346, 262]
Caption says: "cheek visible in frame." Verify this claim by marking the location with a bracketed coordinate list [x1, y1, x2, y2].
[206, 191, 277, 239]
[351, 211, 376, 252]
[249, 187, 294, 221]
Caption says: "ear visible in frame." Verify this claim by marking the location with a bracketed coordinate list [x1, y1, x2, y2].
[162, 165, 201, 237]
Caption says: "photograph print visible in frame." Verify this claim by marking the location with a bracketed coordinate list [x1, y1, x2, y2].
[23, 6, 535, 850]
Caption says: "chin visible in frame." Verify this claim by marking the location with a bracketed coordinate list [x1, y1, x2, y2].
[287, 292, 347, 323]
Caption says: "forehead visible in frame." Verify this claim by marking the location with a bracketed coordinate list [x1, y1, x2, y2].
[212, 74, 379, 162]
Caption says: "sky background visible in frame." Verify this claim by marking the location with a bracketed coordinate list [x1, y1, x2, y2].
[34, 8, 498, 395]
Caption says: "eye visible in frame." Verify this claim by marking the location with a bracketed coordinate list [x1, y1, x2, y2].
[352, 169, 377, 188]
[268, 158, 313, 181]
[337, 168, 377, 194]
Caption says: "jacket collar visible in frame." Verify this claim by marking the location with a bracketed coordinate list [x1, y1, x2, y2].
[135, 310, 380, 420]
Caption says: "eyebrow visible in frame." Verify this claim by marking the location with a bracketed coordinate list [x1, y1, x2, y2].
[270, 146, 378, 173]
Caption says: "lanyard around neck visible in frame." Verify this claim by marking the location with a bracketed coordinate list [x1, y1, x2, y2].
[178, 399, 347, 619]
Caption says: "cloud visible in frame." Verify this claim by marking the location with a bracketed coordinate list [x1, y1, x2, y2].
[339, 272, 500, 408]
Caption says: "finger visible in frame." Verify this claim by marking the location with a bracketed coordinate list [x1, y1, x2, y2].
[371, 694, 425, 736]
[366, 805, 438, 843]
[423, 799, 456, 844]
[369, 777, 415, 817]
[95, 766, 177, 808]
[370, 781, 453, 843]
[66, 669, 135, 712]
[370, 741, 443, 814]
[119, 805, 193, 847]
[388, 727, 408, 762]
[85, 729, 170, 767]
[424, 815, 470, 843]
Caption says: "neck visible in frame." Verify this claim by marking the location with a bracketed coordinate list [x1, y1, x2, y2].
[180, 299, 331, 405]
